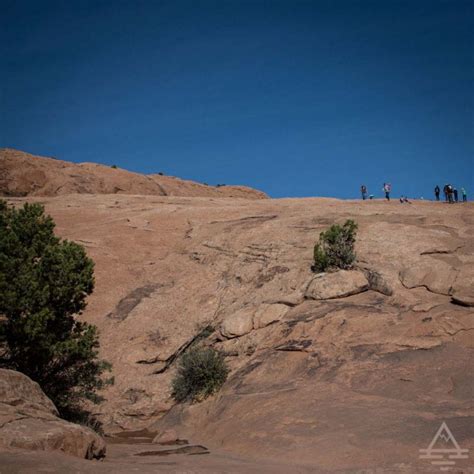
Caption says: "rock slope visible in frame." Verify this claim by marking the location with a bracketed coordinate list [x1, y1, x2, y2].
[0, 148, 268, 199]
[3, 194, 474, 472]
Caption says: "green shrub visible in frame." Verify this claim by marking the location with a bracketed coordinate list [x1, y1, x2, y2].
[191, 323, 215, 346]
[171, 347, 228, 403]
[312, 219, 358, 273]
[0, 200, 113, 420]
[111, 164, 118, 169]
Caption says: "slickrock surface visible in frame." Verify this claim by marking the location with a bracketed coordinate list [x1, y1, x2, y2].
[0, 148, 268, 199]
[0, 369, 105, 459]
[2, 193, 473, 472]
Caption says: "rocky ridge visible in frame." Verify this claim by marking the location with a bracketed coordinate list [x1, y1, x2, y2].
[0, 148, 268, 199]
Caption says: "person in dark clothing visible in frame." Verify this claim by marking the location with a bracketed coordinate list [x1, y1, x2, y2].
[383, 183, 391, 201]
[361, 185, 368, 200]
[434, 185, 440, 201]
[447, 184, 454, 203]
[443, 184, 449, 202]
[453, 187, 458, 202]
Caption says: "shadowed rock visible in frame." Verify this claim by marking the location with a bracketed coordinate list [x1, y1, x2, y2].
[107, 284, 161, 321]
[135, 445, 209, 456]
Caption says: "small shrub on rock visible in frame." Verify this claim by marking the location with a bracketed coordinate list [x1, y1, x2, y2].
[312, 219, 358, 273]
[171, 347, 228, 403]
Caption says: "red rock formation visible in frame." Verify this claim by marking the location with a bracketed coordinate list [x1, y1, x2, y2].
[0, 148, 268, 199]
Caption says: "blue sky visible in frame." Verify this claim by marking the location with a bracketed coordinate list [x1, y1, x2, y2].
[1, 0, 473, 198]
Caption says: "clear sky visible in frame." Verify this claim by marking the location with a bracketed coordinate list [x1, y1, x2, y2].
[1, 0, 473, 199]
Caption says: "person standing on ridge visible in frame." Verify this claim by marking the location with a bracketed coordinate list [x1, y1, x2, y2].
[461, 187, 467, 202]
[361, 185, 368, 200]
[453, 187, 459, 202]
[447, 184, 454, 203]
[434, 185, 440, 201]
[383, 183, 391, 201]
[443, 184, 449, 202]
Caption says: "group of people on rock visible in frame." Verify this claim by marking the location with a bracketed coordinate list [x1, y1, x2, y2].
[434, 185, 467, 203]
[360, 183, 468, 202]
[360, 183, 392, 201]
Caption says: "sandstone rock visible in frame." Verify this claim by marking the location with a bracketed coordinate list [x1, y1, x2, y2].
[263, 291, 305, 306]
[399, 260, 458, 295]
[253, 304, 288, 329]
[412, 302, 440, 312]
[362, 268, 393, 296]
[305, 270, 369, 300]
[136, 444, 209, 456]
[0, 367, 58, 417]
[0, 369, 105, 459]
[220, 308, 254, 338]
[152, 428, 179, 444]
[451, 265, 474, 306]
[0, 148, 267, 199]
[5, 178, 474, 472]
[451, 294, 474, 307]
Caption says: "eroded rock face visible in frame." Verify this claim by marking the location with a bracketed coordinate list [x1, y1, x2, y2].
[6, 190, 474, 472]
[0, 369, 106, 459]
[305, 270, 369, 300]
[399, 259, 458, 295]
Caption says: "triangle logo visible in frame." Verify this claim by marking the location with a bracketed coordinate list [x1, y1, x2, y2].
[419, 421, 469, 471]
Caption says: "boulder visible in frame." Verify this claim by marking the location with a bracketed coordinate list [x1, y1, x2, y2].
[0, 368, 58, 417]
[362, 268, 393, 296]
[153, 428, 179, 444]
[253, 304, 288, 329]
[305, 270, 369, 300]
[220, 308, 254, 338]
[0, 369, 106, 459]
[399, 260, 458, 295]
